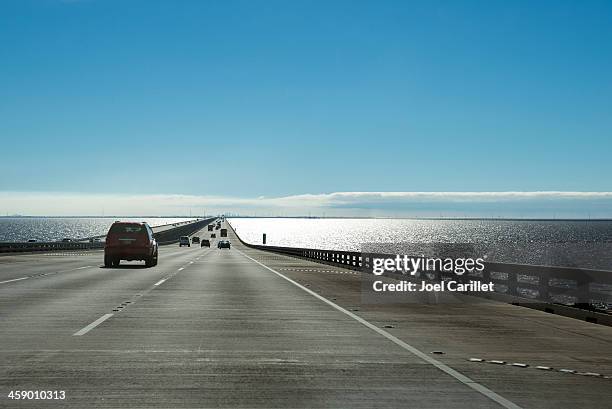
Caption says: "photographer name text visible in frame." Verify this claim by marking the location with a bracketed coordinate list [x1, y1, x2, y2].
[373, 280, 494, 292]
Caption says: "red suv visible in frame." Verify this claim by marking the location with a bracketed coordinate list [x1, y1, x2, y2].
[104, 222, 158, 267]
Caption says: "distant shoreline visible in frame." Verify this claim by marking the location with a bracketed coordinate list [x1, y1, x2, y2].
[0, 215, 199, 218]
[1, 216, 611, 222]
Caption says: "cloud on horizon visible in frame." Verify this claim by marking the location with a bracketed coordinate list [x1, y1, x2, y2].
[1, 191, 612, 218]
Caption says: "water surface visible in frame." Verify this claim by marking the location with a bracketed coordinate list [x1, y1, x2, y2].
[229, 218, 612, 270]
[0, 217, 196, 242]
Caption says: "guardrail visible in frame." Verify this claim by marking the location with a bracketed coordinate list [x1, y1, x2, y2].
[228, 223, 612, 322]
[0, 241, 106, 253]
[0, 218, 218, 253]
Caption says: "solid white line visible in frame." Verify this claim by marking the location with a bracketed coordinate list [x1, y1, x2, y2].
[236, 249, 523, 409]
[73, 313, 114, 336]
[154, 279, 166, 286]
[178, 267, 184, 271]
[0, 277, 29, 284]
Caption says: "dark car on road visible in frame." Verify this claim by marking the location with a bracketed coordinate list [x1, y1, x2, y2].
[217, 240, 231, 249]
[104, 222, 158, 267]
[179, 236, 190, 247]
[201, 239, 210, 247]
[192, 236, 200, 244]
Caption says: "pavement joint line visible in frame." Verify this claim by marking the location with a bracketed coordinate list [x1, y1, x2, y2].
[53, 265, 95, 275]
[73, 313, 114, 336]
[235, 248, 524, 409]
[469, 358, 610, 379]
[1, 264, 94, 285]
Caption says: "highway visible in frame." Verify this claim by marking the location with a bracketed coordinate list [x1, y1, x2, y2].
[1, 222, 611, 408]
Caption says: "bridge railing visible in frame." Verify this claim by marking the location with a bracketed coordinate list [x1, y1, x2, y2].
[229, 225, 612, 310]
[0, 241, 106, 253]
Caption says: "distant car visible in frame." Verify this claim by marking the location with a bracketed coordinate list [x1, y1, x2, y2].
[217, 240, 231, 249]
[211, 233, 216, 238]
[201, 239, 210, 247]
[104, 221, 158, 267]
[27, 239, 37, 243]
[192, 236, 200, 244]
[179, 236, 190, 247]
[61, 238, 72, 242]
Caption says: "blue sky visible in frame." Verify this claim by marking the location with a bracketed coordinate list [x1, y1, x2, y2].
[1, 0, 611, 216]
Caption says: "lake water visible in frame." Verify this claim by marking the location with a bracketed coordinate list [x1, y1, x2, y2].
[228, 218, 612, 270]
[2, 217, 610, 270]
[0, 217, 196, 242]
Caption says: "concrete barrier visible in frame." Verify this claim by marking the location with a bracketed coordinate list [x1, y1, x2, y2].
[154, 217, 217, 244]
[0, 241, 106, 253]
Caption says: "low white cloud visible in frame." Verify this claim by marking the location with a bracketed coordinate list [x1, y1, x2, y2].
[266, 191, 612, 205]
[0, 191, 611, 217]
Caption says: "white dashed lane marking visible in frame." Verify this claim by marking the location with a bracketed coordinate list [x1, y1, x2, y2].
[0, 277, 29, 284]
[73, 314, 114, 336]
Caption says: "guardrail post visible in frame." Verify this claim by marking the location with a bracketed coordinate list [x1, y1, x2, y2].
[507, 271, 518, 297]
[538, 271, 550, 302]
[574, 270, 592, 307]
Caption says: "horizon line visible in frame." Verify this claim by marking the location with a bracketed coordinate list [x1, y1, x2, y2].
[1, 215, 611, 222]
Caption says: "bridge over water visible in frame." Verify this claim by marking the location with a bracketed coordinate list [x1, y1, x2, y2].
[1, 219, 611, 408]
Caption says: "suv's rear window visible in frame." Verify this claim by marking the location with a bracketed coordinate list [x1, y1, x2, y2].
[109, 224, 146, 235]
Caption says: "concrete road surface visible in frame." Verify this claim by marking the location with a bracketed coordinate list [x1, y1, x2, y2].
[1, 223, 611, 408]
